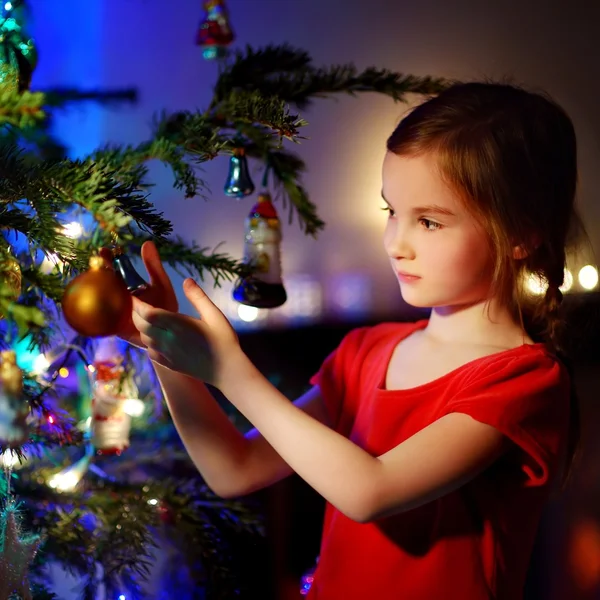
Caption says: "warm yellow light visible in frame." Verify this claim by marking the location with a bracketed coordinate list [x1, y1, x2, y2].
[62, 222, 84, 239]
[579, 265, 598, 290]
[525, 273, 547, 295]
[58, 367, 69, 378]
[32, 354, 50, 375]
[560, 269, 573, 293]
[237, 304, 259, 322]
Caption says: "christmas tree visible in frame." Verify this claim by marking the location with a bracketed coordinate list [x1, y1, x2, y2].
[0, 1, 450, 598]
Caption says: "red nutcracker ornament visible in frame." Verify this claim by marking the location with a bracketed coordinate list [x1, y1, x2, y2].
[233, 193, 287, 308]
[195, 0, 235, 60]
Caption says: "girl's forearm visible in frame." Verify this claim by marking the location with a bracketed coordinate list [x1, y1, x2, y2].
[152, 362, 253, 497]
[219, 352, 381, 522]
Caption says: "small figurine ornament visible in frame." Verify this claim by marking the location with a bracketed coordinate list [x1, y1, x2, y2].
[195, 0, 235, 60]
[0, 350, 28, 446]
[90, 338, 137, 455]
[233, 193, 287, 308]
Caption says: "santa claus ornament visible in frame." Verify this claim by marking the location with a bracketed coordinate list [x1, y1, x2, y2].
[233, 193, 287, 308]
[90, 338, 137, 455]
[195, 0, 235, 60]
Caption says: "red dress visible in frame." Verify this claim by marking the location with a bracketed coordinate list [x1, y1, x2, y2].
[307, 319, 570, 600]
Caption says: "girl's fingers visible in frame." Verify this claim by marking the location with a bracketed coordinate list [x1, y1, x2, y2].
[148, 348, 172, 368]
[139, 333, 157, 349]
[131, 310, 153, 335]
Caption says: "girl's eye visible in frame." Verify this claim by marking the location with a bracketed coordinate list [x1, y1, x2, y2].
[420, 218, 442, 231]
[381, 206, 396, 218]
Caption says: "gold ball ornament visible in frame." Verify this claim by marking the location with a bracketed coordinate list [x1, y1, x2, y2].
[62, 255, 133, 338]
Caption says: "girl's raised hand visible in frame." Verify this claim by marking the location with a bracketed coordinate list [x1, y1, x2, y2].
[99, 241, 178, 349]
[131, 278, 241, 389]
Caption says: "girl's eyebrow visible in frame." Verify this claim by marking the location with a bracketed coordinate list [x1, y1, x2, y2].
[381, 191, 456, 218]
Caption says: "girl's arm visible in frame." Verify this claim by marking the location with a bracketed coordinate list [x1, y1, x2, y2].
[152, 363, 331, 498]
[133, 282, 510, 523]
[220, 353, 509, 522]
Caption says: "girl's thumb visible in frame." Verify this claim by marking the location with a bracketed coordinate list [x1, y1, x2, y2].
[183, 279, 221, 320]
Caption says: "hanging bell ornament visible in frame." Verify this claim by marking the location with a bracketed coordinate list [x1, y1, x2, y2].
[112, 247, 148, 296]
[0, 253, 21, 318]
[195, 0, 235, 60]
[0, 349, 28, 446]
[233, 193, 287, 308]
[224, 148, 255, 198]
[62, 254, 133, 338]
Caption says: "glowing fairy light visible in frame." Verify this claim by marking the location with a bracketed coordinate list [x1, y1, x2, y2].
[559, 268, 573, 293]
[525, 273, 548, 295]
[58, 367, 69, 378]
[122, 398, 145, 418]
[62, 221, 84, 239]
[32, 354, 50, 375]
[578, 265, 598, 290]
[237, 304, 259, 322]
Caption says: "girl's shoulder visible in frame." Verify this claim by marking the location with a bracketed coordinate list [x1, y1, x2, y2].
[342, 319, 428, 353]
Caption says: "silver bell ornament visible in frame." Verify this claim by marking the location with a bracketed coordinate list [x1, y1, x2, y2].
[224, 148, 255, 198]
[112, 246, 148, 295]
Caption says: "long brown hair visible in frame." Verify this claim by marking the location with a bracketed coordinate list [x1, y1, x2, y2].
[386, 81, 586, 490]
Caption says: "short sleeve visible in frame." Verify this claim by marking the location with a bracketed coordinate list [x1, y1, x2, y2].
[442, 351, 571, 487]
[309, 327, 370, 433]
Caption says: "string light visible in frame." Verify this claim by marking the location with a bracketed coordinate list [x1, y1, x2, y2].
[58, 367, 69, 378]
[32, 354, 50, 375]
[47, 445, 94, 492]
[122, 398, 145, 418]
[62, 222, 84, 239]
[525, 273, 547, 295]
[578, 265, 598, 291]
[237, 304, 259, 322]
[560, 268, 573, 293]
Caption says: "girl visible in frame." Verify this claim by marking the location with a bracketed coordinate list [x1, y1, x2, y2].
[120, 81, 583, 599]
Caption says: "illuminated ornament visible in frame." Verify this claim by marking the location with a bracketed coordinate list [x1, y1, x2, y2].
[47, 443, 94, 492]
[0, 253, 21, 318]
[0, 350, 28, 446]
[195, 0, 235, 60]
[224, 148, 255, 198]
[233, 192, 287, 308]
[111, 246, 149, 295]
[61, 254, 133, 338]
[0, 501, 43, 600]
[90, 338, 137, 455]
[0, 4, 37, 92]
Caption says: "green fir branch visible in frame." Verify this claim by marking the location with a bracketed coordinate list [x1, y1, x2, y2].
[0, 84, 45, 128]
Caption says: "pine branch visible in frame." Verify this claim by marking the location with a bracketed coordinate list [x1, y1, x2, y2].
[215, 43, 453, 109]
[0, 84, 45, 128]
[127, 236, 252, 285]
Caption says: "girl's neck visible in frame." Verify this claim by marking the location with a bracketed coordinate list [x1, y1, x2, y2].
[423, 299, 532, 348]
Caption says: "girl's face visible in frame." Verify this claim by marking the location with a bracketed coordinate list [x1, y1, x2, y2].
[381, 151, 494, 310]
